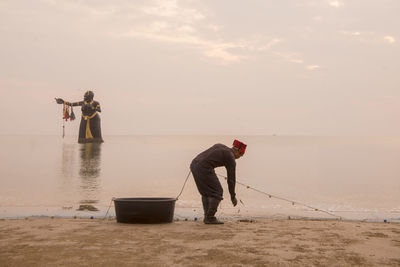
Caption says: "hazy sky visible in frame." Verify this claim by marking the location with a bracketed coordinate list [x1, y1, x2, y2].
[0, 0, 399, 135]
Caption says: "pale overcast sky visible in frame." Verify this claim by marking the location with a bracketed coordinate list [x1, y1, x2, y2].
[0, 0, 399, 135]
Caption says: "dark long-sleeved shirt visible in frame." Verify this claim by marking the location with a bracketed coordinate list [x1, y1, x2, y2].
[193, 144, 236, 198]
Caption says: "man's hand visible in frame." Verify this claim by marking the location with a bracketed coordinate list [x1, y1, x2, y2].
[231, 196, 238, 207]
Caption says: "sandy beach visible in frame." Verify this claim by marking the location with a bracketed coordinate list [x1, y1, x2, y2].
[1, 218, 400, 266]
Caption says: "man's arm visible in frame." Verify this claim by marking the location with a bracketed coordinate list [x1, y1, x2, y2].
[226, 160, 237, 206]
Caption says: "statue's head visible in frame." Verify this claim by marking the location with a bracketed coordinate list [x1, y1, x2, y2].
[84, 90, 94, 102]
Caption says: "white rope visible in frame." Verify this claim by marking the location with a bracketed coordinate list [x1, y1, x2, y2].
[176, 170, 192, 200]
[103, 197, 115, 219]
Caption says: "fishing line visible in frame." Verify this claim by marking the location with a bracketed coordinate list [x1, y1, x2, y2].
[216, 173, 342, 219]
[174, 170, 341, 219]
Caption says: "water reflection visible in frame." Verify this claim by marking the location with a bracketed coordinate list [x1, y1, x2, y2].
[61, 143, 76, 178]
[59, 143, 78, 209]
[79, 143, 102, 178]
[78, 143, 102, 211]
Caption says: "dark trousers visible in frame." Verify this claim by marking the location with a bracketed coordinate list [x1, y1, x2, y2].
[190, 160, 223, 200]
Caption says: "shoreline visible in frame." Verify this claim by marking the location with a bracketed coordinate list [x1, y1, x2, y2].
[1, 218, 400, 266]
[2, 212, 399, 224]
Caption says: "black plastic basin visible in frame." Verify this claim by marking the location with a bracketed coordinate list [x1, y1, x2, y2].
[114, 197, 176, 224]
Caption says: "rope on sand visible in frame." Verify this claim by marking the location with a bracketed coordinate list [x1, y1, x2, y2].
[103, 197, 115, 219]
[216, 173, 342, 220]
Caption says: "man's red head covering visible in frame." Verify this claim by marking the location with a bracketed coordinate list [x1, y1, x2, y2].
[233, 139, 247, 155]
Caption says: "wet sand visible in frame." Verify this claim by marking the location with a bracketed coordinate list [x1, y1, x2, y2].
[1, 218, 400, 266]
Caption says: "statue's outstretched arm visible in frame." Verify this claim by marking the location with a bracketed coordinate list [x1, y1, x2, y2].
[55, 98, 82, 106]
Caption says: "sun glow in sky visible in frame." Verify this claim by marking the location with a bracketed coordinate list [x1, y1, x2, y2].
[0, 0, 399, 135]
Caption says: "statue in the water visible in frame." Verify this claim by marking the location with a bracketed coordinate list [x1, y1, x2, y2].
[56, 91, 104, 143]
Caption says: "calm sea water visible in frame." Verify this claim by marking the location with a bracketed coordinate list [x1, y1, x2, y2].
[1, 135, 399, 222]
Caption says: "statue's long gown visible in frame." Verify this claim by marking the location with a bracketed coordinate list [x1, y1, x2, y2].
[69, 100, 104, 143]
